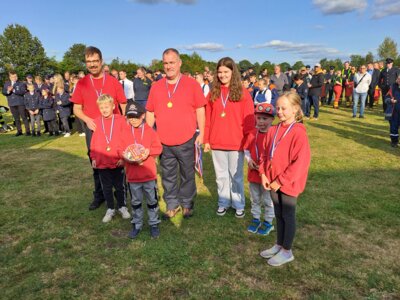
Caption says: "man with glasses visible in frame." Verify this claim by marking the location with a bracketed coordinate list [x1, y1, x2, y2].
[71, 46, 127, 211]
[352, 65, 371, 118]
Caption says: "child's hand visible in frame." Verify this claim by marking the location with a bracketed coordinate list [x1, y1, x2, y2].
[91, 160, 96, 168]
[261, 174, 271, 190]
[29, 110, 34, 116]
[391, 98, 397, 104]
[34, 109, 39, 114]
[270, 181, 281, 192]
[116, 159, 124, 167]
[135, 149, 150, 165]
[204, 143, 211, 152]
[248, 159, 258, 170]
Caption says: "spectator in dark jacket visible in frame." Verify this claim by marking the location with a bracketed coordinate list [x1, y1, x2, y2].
[306, 64, 325, 120]
[367, 62, 381, 109]
[292, 74, 308, 114]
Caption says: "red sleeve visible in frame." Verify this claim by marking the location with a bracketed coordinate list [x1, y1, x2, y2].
[276, 130, 311, 186]
[70, 81, 83, 104]
[204, 95, 212, 144]
[242, 88, 256, 138]
[149, 129, 162, 157]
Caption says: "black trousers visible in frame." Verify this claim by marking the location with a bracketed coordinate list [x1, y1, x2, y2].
[46, 120, 58, 133]
[270, 190, 297, 250]
[160, 134, 196, 210]
[84, 125, 105, 204]
[381, 86, 390, 112]
[367, 88, 375, 109]
[10, 105, 29, 133]
[98, 167, 126, 209]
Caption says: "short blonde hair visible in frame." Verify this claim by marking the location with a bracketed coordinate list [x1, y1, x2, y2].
[97, 94, 114, 104]
[279, 91, 304, 123]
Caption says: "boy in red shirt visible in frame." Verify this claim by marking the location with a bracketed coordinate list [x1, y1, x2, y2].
[90, 94, 130, 223]
[245, 103, 275, 235]
[120, 102, 163, 239]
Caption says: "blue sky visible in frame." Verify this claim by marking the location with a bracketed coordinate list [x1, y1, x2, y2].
[1, 0, 399, 66]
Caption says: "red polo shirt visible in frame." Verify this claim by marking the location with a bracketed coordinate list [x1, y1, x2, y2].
[71, 73, 126, 119]
[146, 75, 207, 146]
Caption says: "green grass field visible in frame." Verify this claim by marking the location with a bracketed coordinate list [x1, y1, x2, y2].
[1, 94, 399, 299]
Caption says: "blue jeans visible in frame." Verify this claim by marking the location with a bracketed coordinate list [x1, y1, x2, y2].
[352, 92, 367, 117]
[307, 95, 319, 118]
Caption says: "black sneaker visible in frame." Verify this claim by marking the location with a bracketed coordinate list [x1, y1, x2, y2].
[128, 226, 141, 239]
[88, 200, 103, 211]
[49, 132, 54, 136]
[37, 132, 41, 137]
[390, 142, 398, 148]
[25, 132, 31, 136]
[32, 132, 36, 137]
[55, 131, 60, 136]
[150, 225, 160, 239]
[15, 131, 23, 137]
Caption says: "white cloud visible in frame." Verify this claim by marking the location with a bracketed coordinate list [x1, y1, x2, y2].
[181, 42, 224, 52]
[313, 0, 367, 15]
[314, 24, 325, 30]
[235, 43, 243, 49]
[372, 0, 400, 18]
[132, 0, 196, 4]
[251, 39, 343, 61]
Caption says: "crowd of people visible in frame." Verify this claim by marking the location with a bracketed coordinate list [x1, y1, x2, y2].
[2, 46, 400, 267]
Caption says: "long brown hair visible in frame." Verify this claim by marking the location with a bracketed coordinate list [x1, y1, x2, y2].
[210, 57, 243, 102]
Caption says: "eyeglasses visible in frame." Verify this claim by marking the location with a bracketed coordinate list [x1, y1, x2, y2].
[85, 59, 100, 65]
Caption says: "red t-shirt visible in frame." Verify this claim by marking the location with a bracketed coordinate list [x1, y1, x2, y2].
[245, 129, 267, 184]
[119, 122, 162, 183]
[146, 75, 207, 146]
[71, 73, 127, 119]
[259, 122, 311, 197]
[89, 114, 126, 169]
[204, 86, 255, 150]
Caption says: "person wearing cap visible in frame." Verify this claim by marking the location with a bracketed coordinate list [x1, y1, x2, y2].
[384, 74, 400, 147]
[244, 102, 275, 235]
[292, 73, 308, 113]
[2, 71, 29, 136]
[379, 58, 400, 112]
[71, 46, 127, 211]
[270, 65, 289, 95]
[89, 94, 130, 223]
[352, 65, 371, 118]
[120, 102, 162, 239]
[306, 64, 324, 120]
[146, 48, 206, 219]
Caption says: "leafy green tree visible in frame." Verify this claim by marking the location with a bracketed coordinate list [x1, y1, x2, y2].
[238, 60, 252, 72]
[62, 43, 86, 73]
[378, 37, 398, 60]
[365, 52, 374, 64]
[280, 62, 291, 72]
[259, 60, 273, 76]
[350, 54, 366, 67]
[292, 61, 305, 71]
[0, 24, 47, 78]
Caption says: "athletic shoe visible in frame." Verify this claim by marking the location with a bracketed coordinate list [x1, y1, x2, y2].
[15, 131, 23, 137]
[79, 132, 86, 137]
[102, 209, 115, 223]
[390, 142, 398, 148]
[267, 249, 294, 267]
[150, 225, 160, 239]
[216, 207, 227, 216]
[32, 132, 36, 137]
[64, 132, 71, 138]
[55, 131, 60, 136]
[183, 208, 193, 219]
[118, 206, 131, 219]
[260, 244, 282, 259]
[247, 218, 261, 233]
[37, 132, 41, 137]
[235, 209, 245, 218]
[25, 132, 31, 136]
[89, 200, 102, 211]
[257, 221, 274, 236]
[128, 225, 141, 239]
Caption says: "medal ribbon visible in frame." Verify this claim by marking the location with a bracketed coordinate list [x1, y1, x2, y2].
[131, 122, 145, 145]
[89, 73, 106, 98]
[166, 74, 182, 99]
[101, 114, 114, 146]
[221, 90, 230, 111]
[269, 122, 296, 161]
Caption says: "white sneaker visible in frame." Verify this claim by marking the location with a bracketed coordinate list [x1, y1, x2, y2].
[102, 209, 115, 223]
[79, 132, 86, 137]
[267, 249, 294, 267]
[235, 209, 245, 218]
[64, 132, 71, 138]
[260, 244, 282, 259]
[118, 206, 131, 219]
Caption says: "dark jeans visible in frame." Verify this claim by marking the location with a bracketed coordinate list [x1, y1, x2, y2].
[160, 134, 196, 210]
[10, 105, 29, 133]
[306, 95, 320, 118]
[84, 125, 105, 204]
[270, 190, 297, 250]
[381, 86, 390, 112]
[46, 120, 58, 133]
[98, 167, 126, 209]
[60, 116, 70, 133]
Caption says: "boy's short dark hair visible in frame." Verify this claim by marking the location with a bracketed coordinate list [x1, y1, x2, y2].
[8, 71, 17, 76]
[85, 46, 102, 60]
[293, 74, 302, 81]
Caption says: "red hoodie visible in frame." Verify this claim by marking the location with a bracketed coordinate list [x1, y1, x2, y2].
[90, 114, 126, 169]
[259, 122, 311, 197]
[244, 128, 267, 184]
[204, 86, 255, 150]
[119, 122, 162, 183]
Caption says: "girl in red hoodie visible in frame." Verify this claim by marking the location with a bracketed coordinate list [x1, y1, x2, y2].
[204, 57, 255, 218]
[259, 91, 311, 266]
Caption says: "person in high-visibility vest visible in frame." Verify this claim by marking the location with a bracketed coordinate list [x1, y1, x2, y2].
[332, 70, 343, 109]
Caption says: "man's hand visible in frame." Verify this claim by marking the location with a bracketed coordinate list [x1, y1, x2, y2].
[204, 143, 211, 153]
[261, 174, 271, 190]
[195, 133, 204, 145]
[85, 118, 96, 131]
[91, 160, 96, 168]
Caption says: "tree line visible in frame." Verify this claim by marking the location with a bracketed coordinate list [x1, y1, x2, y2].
[0, 24, 399, 85]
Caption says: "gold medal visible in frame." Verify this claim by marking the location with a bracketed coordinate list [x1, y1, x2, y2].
[167, 101, 173, 108]
[221, 111, 226, 118]
[106, 146, 111, 152]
